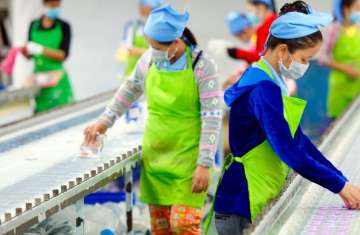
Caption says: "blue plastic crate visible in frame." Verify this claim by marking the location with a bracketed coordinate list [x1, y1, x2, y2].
[85, 191, 125, 205]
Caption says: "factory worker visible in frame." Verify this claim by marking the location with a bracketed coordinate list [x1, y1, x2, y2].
[84, 5, 222, 235]
[204, 1, 360, 235]
[227, 12, 256, 44]
[118, 0, 163, 77]
[222, 12, 257, 90]
[226, 0, 277, 63]
[26, 0, 73, 112]
[117, 0, 163, 126]
[318, 0, 360, 119]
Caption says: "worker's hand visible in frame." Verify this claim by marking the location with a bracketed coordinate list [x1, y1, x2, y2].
[339, 183, 360, 210]
[192, 165, 210, 193]
[115, 46, 129, 63]
[83, 122, 108, 145]
[128, 47, 146, 57]
[344, 66, 360, 80]
[26, 42, 44, 56]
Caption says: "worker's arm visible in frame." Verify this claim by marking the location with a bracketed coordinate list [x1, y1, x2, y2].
[190, 50, 223, 193]
[325, 60, 360, 79]
[227, 48, 260, 64]
[195, 51, 223, 168]
[128, 47, 148, 57]
[295, 128, 348, 181]
[98, 51, 150, 128]
[250, 81, 346, 193]
[42, 48, 66, 61]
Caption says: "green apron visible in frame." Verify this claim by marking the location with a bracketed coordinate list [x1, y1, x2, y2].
[124, 23, 149, 76]
[204, 60, 307, 233]
[140, 48, 206, 208]
[327, 25, 360, 118]
[30, 20, 74, 112]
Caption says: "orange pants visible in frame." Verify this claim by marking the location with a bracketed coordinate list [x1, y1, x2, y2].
[149, 204, 202, 235]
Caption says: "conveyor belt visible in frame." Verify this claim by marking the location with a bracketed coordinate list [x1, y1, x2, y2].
[0, 93, 143, 234]
[249, 95, 360, 235]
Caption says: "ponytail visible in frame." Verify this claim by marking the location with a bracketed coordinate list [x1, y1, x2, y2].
[181, 27, 198, 47]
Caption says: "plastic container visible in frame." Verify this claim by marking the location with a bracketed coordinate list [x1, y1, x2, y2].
[79, 133, 106, 157]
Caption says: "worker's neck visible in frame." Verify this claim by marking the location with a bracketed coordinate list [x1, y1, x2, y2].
[264, 51, 280, 73]
[264, 11, 274, 20]
[170, 41, 187, 63]
[342, 18, 352, 28]
[42, 16, 55, 28]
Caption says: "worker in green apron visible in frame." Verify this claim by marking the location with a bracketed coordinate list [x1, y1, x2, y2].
[117, 0, 164, 77]
[84, 5, 222, 234]
[116, 0, 163, 124]
[318, 0, 360, 119]
[205, 2, 360, 234]
[26, 0, 73, 113]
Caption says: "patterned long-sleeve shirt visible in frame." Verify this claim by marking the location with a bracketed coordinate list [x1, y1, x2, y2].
[99, 47, 223, 167]
[317, 22, 341, 65]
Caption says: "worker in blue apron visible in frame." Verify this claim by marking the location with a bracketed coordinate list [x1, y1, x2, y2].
[205, 1, 360, 235]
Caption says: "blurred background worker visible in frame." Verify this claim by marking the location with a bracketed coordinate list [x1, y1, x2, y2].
[318, 0, 360, 119]
[25, 0, 73, 113]
[116, 0, 163, 78]
[222, 11, 256, 89]
[116, 0, 163, 127]
[226, 0, 277, 64]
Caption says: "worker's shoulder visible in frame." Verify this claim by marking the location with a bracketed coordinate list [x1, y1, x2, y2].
[192, 47, 218, 77]
[56, 19, 71, 30]
[249, 79, 282, 102]
[29, 18, 41, 28]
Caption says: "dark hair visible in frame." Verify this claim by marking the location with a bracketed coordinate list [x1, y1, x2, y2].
[158, 27, 198, 47]
[279, 0, 311, 15]
[181, 27, 198, 47]
[341, 0, 358, 9]
[266, 1, 323, 53]
[43, 0, 61, 3]
[250, 0, 277, 13]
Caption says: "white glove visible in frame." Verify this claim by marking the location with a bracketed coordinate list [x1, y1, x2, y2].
[26, 42, 44, 55]
[207, 39, 234, 57]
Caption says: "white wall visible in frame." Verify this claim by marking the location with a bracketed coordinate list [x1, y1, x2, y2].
[10, 0, 333, 101]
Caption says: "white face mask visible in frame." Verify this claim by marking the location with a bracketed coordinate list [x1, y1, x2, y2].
[279, 54, 309, 80]
[150, 46, 178, 64]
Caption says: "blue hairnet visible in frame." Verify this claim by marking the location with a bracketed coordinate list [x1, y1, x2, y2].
[227, 12, 252, 34]
[139, 0, 163, 9]
[251, 0, 274, 10]
[144, 5, 190, 42]
[270, 11, 333, 39]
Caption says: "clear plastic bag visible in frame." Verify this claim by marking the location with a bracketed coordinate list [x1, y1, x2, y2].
[78, 134, 106, 158]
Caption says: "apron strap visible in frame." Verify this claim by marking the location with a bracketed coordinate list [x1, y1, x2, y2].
[192, 50, 203, 70]
[203, 153, 242, 234]
[224, 154, 244, 170]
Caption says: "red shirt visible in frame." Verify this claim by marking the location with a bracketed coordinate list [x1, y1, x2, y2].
[235, 13, 277, 64]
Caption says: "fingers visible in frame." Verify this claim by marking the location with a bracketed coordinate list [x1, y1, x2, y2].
[192, 177, 209, 193]
[191, 177, 199, 193]
[343, 195, 360, 210]
[83, 125, 98, 145]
